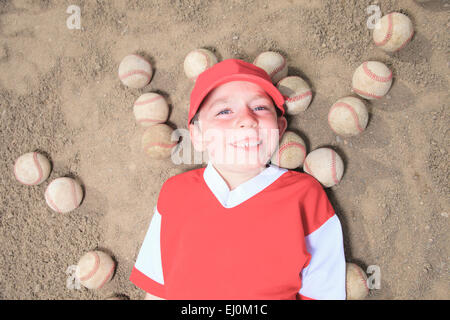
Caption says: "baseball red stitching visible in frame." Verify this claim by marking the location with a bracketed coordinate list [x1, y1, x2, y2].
[374, 13, 393, 47]
[350, 264, 370, 297]
[276, 75, 299, 85]
[45, 182, 62, 213]
[328, 107, 336, 134]
[276, 142, 306, 165]
[13, 163, 23, 184]
[32, 152, 44, 185]
[330, 149, 339, 185]
[198, 50, 211, 69]
[362, 62, 392, 82]
[13, 153, 44, 185]
[352, 87, 383, 99]
[269, 55, 286, 79]
[79, 252, 100, 281]
[97, 262, 116, 289]
[394, 30, 414, 52]
[285, 91, 312, 103]
[303, 159, 311, 174]
[327, 121, 341, 136]
[119, 70, 152, 81]
[70, 179, 79, 209]
[356, 265, 370, 296]
[328, 102, 364, 133]
[134, 95, 163, 106]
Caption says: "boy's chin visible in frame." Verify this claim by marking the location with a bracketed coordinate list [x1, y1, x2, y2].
[207, 146, 273, 171]
[210, 157, 270, 171]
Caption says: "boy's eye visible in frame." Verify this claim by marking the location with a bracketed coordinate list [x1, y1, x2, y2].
[216, 109, 231, 116]
[216, 106, 268, 116]
[253, 105, 267, 111]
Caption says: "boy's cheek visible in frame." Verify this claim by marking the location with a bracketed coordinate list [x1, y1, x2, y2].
[260, 127, 281, 151]
[202, 128, 225, 148]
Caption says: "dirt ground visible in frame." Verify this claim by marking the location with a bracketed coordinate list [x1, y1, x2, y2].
[0, 0, 448, 300]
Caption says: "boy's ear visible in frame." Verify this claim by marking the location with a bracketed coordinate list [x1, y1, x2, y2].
[277, 115, 288, 139]
[189, 121, 205, 152]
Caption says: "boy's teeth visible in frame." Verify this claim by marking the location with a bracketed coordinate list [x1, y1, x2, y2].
[233, 141, 261, 147]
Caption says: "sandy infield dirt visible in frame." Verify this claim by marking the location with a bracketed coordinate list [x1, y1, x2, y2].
[0, 0, 448, 299]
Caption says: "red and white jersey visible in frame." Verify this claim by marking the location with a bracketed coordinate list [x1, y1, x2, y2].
[130, 161, 346, 300]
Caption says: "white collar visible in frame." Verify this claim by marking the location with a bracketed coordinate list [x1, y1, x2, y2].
[203, 160, 288, 209]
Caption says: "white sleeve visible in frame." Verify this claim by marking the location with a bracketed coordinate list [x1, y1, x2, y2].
[299, 214, 346, 300]
[134, 205, 164, 285]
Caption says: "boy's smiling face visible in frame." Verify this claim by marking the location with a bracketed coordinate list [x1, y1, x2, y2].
[189, 80, 287, 173]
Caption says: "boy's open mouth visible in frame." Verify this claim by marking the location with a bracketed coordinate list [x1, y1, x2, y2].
[229, 138, 262, 150]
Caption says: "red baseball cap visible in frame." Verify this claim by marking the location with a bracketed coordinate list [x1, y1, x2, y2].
[188, 59, 285, 125]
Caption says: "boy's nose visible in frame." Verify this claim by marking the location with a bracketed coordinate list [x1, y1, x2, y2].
[236, 107, 257, 128]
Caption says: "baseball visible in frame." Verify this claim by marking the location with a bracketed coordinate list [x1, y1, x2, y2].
[373, 12, 414, 52]
[44, 177, 83, 213]
[352, 61, 393, 100]
[253, 51, 288, 84]
[328, 96, 369, 137]
[14, 152, 51, 185]
[141, 123, 179, 159]
[303, 148, 344, 188]
[118, 54, 153, 89]
[75, 251, 116, 290]
[184, 48, 218, 82]
[270, 131, 307, 169]
[133, 92, 169, 127]
[276, 76, 313, 115]
[346, 263, 369, 300]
